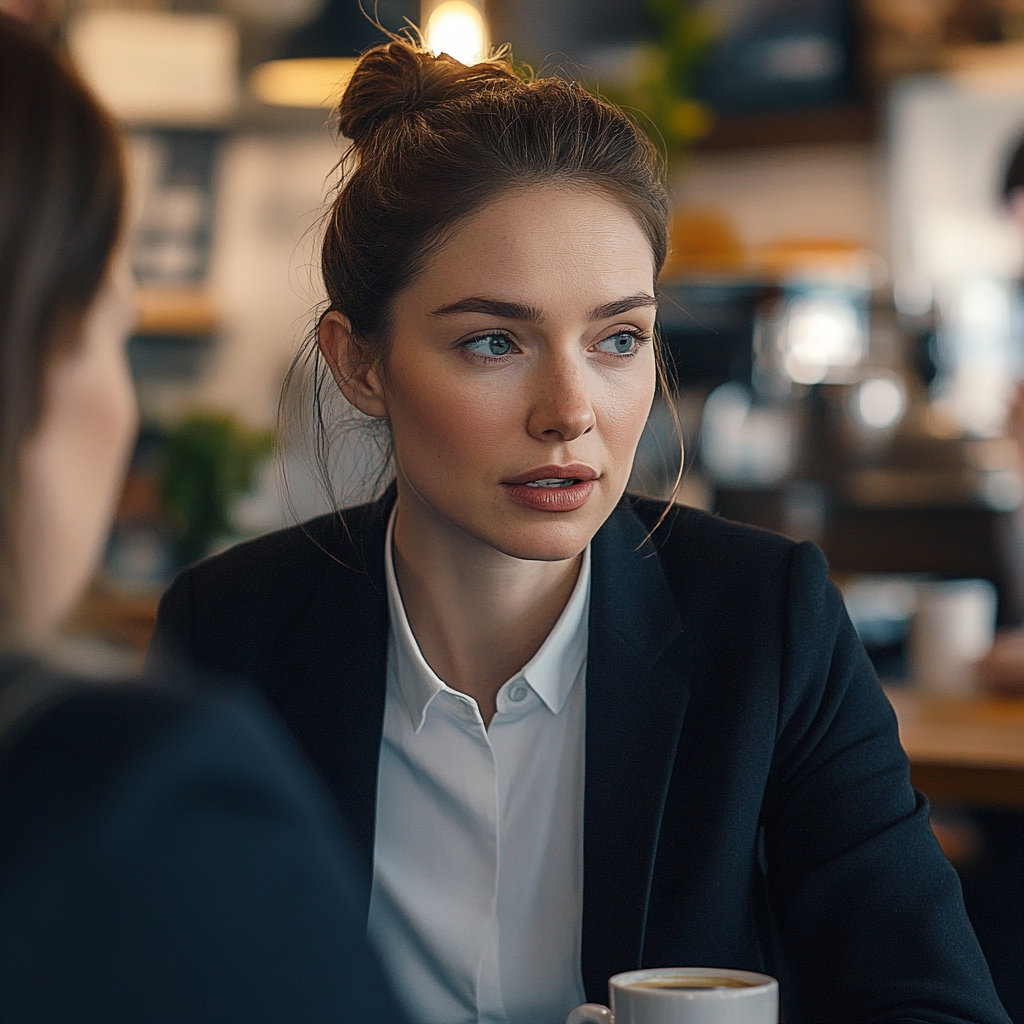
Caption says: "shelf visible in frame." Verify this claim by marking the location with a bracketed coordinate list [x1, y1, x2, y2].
[942, 42, 1024, 91]
[694, 103, 877, 150]
[136, 287, 218, 336]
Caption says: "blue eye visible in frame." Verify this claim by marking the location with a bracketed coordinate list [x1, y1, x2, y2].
[464, 334, 514, 357]
[595, 332, 639, 355]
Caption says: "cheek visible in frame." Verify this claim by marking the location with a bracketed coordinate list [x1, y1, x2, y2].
[69, 344, 137, 498]
[598, 359, 657, 458]
[18, 338, 137, 632]
[103, 347, 139, 468]
[386, 357, 520, 475]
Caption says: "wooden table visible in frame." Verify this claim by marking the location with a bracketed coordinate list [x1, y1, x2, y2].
[66, 585, 161, 661]
[884, 687, 1024, 810]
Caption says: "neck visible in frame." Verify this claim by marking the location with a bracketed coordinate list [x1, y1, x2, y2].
[391, 483, 582, 728]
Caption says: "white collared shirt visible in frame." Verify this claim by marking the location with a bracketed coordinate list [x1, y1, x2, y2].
[368, 511, 589, 1024]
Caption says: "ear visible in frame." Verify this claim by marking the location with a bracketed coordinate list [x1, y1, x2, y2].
[317, 311, 388, 419]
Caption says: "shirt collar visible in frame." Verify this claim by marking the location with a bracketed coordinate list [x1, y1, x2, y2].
[384, 506, 590, 732]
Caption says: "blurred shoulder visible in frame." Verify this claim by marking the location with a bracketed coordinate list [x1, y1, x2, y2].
[155, 498, 392, 654]
[0, 666, 211, 861]
[0, 660, 333, 872]
[624, 495, 824, 602]
[0, 658, 407, 1024]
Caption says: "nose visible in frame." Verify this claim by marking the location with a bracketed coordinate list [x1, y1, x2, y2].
[526, 351, 596, 443]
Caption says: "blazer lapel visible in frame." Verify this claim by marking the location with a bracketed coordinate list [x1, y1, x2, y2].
[582, 501, 688, 1001]
[281, 499, 393, 880]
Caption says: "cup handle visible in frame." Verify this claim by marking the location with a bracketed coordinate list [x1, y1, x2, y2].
[565, 1004, 613, 1024]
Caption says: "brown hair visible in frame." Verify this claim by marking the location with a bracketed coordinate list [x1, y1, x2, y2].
[0, 13, 125, 630]
[283, 38, 678, 510]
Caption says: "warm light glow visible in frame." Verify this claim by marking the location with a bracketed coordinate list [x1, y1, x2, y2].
[780, 294, 865, 384]
[68, 9, 238, 124]
[857, 377, 906, 430]
[784, 352, 829, 386]
[250, 57, 357, 108]
[425, 1, 486, 65]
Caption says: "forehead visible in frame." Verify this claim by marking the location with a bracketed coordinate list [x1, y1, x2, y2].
[400, 185, 657, 316]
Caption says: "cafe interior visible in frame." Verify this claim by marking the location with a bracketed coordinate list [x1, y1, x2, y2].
[6, 0, 1023, 1017]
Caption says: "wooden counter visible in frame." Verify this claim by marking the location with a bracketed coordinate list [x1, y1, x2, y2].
[885, 687, 1024, 810]
[67, 585, 161, 660]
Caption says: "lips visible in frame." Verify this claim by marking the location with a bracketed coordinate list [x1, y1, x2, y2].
[501, 464, 598, 512]
[503, 464, 598, 486]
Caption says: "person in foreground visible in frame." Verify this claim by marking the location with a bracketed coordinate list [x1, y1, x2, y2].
[150, 38, 1010, 1024]
[0, 16, 408, 1023]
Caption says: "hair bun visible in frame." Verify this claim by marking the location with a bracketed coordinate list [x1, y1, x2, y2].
[336, 39, 518, 147]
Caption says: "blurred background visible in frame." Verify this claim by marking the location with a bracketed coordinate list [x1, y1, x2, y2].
[7, 0, 1018, 673]
[4, 0, 1022, 1016]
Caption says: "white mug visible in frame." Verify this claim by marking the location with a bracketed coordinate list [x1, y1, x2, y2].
[910, 579, 997, 696]
[566, 967, 778, 1024]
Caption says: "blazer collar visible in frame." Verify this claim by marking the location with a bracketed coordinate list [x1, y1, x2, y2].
[582, 500, 688, 1000]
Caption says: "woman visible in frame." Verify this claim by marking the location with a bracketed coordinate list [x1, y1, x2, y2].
[0, 15, 407, 1023]
[151, 39, 1010, 1024]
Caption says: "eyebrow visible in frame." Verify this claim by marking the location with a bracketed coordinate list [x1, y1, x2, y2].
[430, 297, 543, 321]
[429, 293, 658, 322]
[590, 293, 658, 320]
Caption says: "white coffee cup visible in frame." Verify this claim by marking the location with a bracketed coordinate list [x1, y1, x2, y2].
[565, 967, 778, 1024]
[910, 579, 997, 696]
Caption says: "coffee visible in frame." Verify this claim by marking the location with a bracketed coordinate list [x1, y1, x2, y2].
[566, 967, 778, 1024]
[629, 977, 757, 990]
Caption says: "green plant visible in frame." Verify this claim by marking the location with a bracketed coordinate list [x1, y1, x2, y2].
[161, 413, 273, 567]
[595, 0, 719, 154]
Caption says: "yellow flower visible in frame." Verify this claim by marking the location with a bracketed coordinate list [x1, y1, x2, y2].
[667, 98, 711, 141]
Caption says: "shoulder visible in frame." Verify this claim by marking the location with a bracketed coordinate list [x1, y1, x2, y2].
[152, 498, 391, 670]
[1, 663, 355, 912]
[591, 498, 837, 694]
[0, 662, 406, 1024]
[176, 498, 387, 599]
[623, 495, 826, 604]
[0, 665, 200, 790]
[0, 670, 207, 866]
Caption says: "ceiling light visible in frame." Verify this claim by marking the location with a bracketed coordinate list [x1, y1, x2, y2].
[250, 57, 356, 108]
[249, 0, 414, 109]
[425, 0, 486, 65]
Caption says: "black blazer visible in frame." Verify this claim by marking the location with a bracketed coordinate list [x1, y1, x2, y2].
[0, 658, 408, 1024]
[150, 495, 1010, 1024]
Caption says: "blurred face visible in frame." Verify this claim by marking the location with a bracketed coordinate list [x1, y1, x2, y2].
[354, 185, 658, 561]
[16, 261, 138, 637]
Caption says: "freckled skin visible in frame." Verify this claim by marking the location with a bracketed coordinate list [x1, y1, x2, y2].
[382, 186, 659, 563]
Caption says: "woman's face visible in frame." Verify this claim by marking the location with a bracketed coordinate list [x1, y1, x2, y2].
[345, 185, 659, 562]
[16, 261, 138, 637]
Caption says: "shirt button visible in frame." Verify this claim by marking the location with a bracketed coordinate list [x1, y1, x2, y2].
[509, 683, 529, 703]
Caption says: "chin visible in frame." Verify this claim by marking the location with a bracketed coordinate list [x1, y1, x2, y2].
[477, 514, 606, 563]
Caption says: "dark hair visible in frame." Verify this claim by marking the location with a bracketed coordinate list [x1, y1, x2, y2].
[283, 38, 676, 511]
[1004, 133, 1024, 205]
[0, 13, 125, 629]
